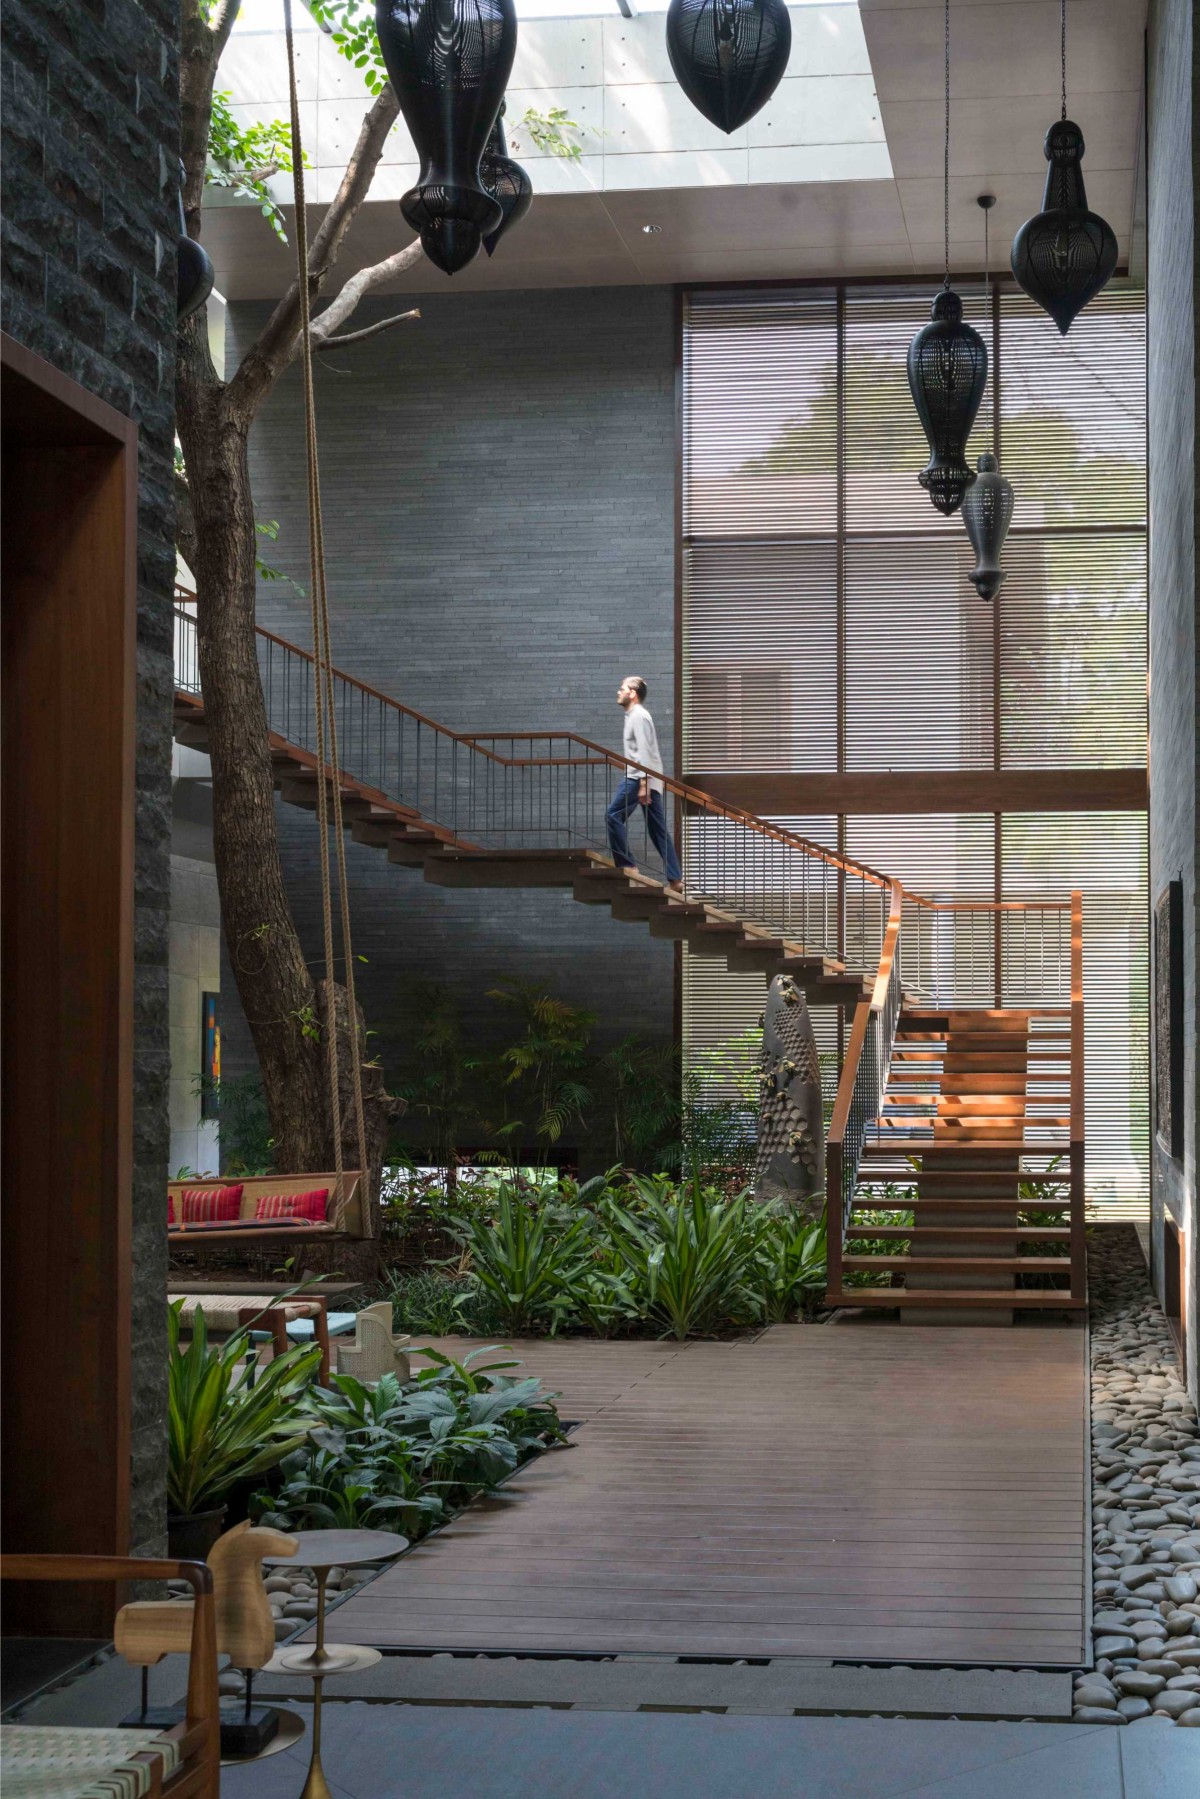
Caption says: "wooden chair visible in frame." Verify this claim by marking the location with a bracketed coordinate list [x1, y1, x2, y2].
[168, 1291, 335, 1383]
[0, 1554, 219, 1799]
[335, 1302, 412, 1383]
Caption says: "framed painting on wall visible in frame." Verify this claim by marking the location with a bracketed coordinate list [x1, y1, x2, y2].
[201, 990, 220, 1121]
[1154, 880, 1184, 1160]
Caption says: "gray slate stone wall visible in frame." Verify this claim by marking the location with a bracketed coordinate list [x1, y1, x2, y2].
[222, 286, 677, 1152]
[1147, 0, 1200, 1407]
[2, 0, 179, 1550]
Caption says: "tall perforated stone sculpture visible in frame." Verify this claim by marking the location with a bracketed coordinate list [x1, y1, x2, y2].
[754, 975, 824, 1210]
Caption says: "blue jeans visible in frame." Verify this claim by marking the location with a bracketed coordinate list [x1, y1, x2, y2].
[606, 778, 682, 883]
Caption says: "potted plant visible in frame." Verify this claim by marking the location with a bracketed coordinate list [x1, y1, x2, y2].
[166, 1299, 321, 1560]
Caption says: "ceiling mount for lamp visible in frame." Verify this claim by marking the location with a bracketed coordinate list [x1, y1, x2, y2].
[1010, 0, 1117, 333]
[906, 0, 987, 517]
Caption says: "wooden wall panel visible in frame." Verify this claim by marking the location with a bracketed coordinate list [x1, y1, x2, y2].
[1, 339, 137, 1634]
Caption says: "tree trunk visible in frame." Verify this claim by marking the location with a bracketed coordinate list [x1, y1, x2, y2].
[176, 325, 394, 1275]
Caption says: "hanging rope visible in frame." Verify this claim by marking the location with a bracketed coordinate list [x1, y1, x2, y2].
[282, 0, 370, 1228]
[942, 0, 950, 288]
[1060, 0, 1068, 121]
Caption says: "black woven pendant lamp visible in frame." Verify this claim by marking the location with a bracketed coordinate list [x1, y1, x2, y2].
[479, 103, 532, 257]
[176, 161, 214, 322]
[907, 0, 987, 517]
[1010, 0, 1117, 334]
[961, 197, 1015, 601]
[665, 0, 791, 135]
[375, 0, 516, 276]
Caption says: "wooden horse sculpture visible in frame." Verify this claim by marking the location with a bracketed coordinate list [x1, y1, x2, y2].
[116, 1520, 297, 1752]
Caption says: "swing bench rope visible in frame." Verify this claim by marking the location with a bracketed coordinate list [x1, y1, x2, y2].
[281, 0, 370, 1233]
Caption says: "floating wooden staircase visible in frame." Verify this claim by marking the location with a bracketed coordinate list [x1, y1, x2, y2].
[824, 925, 1087, 1318]
[173, 682, 872, 1008]
[174, 600, 1087, 1322]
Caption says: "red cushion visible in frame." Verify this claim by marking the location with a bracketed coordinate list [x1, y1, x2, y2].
[168, 1195, 175, 1227]
[255, 1188, 330, 1223]
[179, 1184, 244, 1225]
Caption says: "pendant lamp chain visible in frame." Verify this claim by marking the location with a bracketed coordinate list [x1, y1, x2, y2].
[982, 198, 996, 456]
[1009, 0, 1116, 332]
[942, 0, 950, 286]
[1061, 0, 1067, 121]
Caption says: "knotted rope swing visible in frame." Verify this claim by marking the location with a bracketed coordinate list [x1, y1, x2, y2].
[282, 0, 370, 1232]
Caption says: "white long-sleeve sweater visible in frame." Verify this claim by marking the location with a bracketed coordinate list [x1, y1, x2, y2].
[623, 703, 665, 794]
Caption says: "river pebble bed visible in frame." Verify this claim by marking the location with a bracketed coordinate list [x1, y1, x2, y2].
[1081, 1226, 1200, 1728]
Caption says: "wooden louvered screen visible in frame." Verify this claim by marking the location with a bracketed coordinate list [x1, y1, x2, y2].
[997, 292, 1148, 770]
[681, 283, 1148, 1218]
[682, 290, 838, 774]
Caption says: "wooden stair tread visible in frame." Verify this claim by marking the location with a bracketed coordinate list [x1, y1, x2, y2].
[848, 1226, 1072, 1241]
[899, 1007, 1071, 1020]
[851, 1198, 1069, 1212]
[857, 1169, 1067, 1184]
[841, 1255, 1070, 1273]
[825, 1289, 1085, 1309]
[863, 1139, 1067, 1153]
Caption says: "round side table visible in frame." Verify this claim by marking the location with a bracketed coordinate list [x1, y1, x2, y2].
[263, 1527, 408, 1799]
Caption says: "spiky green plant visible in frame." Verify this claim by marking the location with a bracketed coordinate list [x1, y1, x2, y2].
[167, 1300, 322, 1516]
[602, 1173, 760, 1340]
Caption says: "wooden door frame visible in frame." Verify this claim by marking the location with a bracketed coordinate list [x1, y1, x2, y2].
[1, 332, 139, 1634]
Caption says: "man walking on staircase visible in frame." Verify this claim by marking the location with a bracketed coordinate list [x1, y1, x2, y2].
[607, 675, 683, 890]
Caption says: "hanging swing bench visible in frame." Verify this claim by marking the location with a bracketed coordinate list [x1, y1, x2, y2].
[167, 1171, 367, 1246]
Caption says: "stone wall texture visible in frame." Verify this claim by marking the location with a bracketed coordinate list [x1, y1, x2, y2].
[1147, 0, 1200, 1407]
[2, 0, 179, 1549]
[222, 286, 678, 1157]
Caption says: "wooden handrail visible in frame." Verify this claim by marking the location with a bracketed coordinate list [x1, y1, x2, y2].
[902, 896, 1073, 912]
[174, 592, 893, 892]
[828, 883, 904, 1150]
[177, 592, 1082, 920]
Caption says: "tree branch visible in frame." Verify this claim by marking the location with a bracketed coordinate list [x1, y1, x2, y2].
[314, 309, 421, 351]
[310, 240, 425, 342]
[209, 0, 243, 59]
[224, 84, 404, 424]
[180, 0, 228, 224]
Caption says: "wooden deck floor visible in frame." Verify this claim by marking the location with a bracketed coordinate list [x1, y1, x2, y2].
[322, 1326, 1087, 1667]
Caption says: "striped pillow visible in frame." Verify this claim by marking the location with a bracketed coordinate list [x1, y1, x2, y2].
[180, 1184, 244, 1224]
[255, 1188, 330, 1224]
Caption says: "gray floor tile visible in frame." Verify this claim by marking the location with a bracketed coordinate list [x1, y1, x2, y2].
[241, 1704, 1122, 1799]
[1119, 1722, 1200, 1799]
[221, 1742, 357, 1799]
[890, 1728, 1123, 1799]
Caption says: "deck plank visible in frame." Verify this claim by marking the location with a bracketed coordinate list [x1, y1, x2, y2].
[320, 1326, 1087, 1666]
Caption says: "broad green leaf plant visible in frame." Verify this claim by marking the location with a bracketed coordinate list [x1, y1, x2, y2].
[255, 1346, 567, 1535]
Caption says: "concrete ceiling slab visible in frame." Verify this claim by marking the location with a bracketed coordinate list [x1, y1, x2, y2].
[203, 0, 1147, 297]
